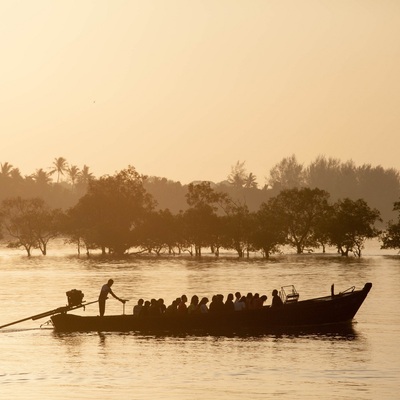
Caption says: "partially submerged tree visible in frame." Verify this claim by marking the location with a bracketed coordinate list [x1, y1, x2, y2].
[252, 201, 287, 258]
[327, 198, 381, 257]
[184, 181, 229, 256]
[220, 204, 254, 258]
[66, 166, 154, 256]
[381, 201, 400, 252]
[183, 204, 219, 256]
[186, 181, 230, 213]
[0, 197, 61, 256]
[268, 187, 331, 254]
[134, 209, 178, 255]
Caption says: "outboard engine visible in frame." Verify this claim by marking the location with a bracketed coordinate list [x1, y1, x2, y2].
[66, 289, 84, 307]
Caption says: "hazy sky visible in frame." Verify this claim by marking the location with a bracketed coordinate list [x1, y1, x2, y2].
[1, 1, 399, 184]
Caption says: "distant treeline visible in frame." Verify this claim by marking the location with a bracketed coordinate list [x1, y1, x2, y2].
[1, 155, 400, 224]
[1, 165, 400, 258]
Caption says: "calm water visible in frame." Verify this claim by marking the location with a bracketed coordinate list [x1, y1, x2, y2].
[0, 241, 399, 399]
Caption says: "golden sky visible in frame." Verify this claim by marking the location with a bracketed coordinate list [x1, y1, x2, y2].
[1, 0, 399, 184]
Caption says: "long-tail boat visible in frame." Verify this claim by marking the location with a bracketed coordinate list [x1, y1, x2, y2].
[46, 283, 372, 334]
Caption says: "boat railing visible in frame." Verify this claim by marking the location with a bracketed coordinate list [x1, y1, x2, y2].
[280, 285, 299, 304]
[339, 286, 355, 295]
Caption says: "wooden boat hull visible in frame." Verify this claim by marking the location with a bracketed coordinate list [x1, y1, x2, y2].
[51, 283, 372, 334]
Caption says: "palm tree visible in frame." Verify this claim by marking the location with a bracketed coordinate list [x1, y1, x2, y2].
[30, 168, 52, 185]
[50, 157, 68, 183]
[1, 162, 14, 177]
[10, 168, 23, 180]
[228, 161, 247, 188]
[244, 173, 258, 189]
[67, 165, 80, 187]
[78, 165, 94, 186]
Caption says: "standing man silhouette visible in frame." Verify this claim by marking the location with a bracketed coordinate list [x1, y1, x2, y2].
[98, 279, 126, 316]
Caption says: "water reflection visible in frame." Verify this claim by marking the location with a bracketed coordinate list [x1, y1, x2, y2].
[2, 246, 398, 400]
[97, 331, 106, 347]
[51, 323, 359, 343]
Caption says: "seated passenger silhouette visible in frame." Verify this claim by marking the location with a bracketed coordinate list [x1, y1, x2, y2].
[158, 298, 166, 313]
[141, 300, 151, 316]
[178, 294, 188, 313]
[209, 294, 225, 313]
[225, 293, 235, 312]
[234, 292, 241, 303]
[166, 299, 179, 314]
[133, 298, 144, 315]
[149, 298, 160, 315]
[199, 297, 209, 313]
[259, 295, 268, 308]
[271, 289, 283, 307]
[188, 295, 199, 314]
[234, 296, 246, 311]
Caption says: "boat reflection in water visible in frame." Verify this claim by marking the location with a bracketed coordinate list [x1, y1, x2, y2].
[52, 325, 360, 347]
[50, 283, 372, 335]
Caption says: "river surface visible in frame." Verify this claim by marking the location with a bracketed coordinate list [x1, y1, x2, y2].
[0, 241, 399, 399]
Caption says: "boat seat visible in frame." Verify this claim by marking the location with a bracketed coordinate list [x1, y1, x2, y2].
[285, 293, 300, 303]
[281, 285, 300, 304]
